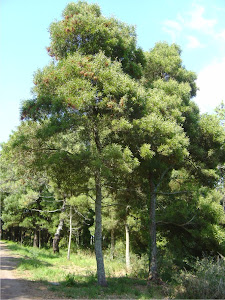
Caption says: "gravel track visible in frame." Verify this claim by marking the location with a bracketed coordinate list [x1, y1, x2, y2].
[0, 241, 60, 300]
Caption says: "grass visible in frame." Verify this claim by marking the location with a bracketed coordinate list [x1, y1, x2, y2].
[3, 240, 166, 299]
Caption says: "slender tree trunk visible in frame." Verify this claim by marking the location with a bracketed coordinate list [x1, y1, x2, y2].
[76, 231, 79, 245]
[93, 125, 107, 287]
[148, 176, 158, 282]
[111, 228, 115, 260]
[53, 201, 66, 253]
[125, 223, 131, 272]
[53, 220, 63, 253]
[39, 229, 41, 249]
[20, 229, 23, 246]
[94, 171, 107, 287]
[67, 206, 72, 260]
[33, 229, 38, 248]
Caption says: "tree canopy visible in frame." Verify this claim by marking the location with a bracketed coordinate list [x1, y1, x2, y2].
[1, 0, 225, 288]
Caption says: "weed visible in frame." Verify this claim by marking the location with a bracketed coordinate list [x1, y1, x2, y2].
[64, 273, 77, 286]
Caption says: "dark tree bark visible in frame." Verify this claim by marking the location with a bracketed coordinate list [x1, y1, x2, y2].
[20, 229, 23, 246]
[53, 234, 60, 253]
[12, 230, 15, 242]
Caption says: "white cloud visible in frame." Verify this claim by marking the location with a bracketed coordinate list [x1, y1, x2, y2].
[162, 20, 182, 42]
[163, 20, 182, 32]
[186, 35, 204, 49]
[194, 58, 225, 113]
[216, 29, 225, 41]
[185, 4, 217, 34]
[162, 3, 218, 46]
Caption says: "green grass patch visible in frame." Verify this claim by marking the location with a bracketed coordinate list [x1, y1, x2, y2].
[51, 274, 158, 299]
[3, 240, 166, 299]
[17, 257, 52, 270]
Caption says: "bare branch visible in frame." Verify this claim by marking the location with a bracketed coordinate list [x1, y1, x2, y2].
[29, 208, 61, 213]
[155, 167, 171, 192]
[73, 207, 91, 225]
[157, 215, 196, 229]
[156, 190, 191, 196]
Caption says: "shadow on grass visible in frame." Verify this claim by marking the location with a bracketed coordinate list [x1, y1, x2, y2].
[49, 274, 163, 299]
[7, 243, 61, 258]
[17, 257, 52, 270]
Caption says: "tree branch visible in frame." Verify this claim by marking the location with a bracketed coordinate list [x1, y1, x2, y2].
[29, 208, 61, 213]
[155, 167, 172, 192]
[73, 207, 91, 225]
[157, 215, 196, 229]
[156, 190, 191, 196]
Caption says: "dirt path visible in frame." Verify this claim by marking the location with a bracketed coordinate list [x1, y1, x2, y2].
[0, 241, 59, 300]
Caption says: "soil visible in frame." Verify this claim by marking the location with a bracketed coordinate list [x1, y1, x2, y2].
[0, 241, 61, 300]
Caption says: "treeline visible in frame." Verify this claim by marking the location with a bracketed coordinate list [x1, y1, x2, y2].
[0, 1, 225, 287]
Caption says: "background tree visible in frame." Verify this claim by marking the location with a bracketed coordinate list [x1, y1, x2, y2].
[126, 42, 225, 281]
[0, 137, 62, 247]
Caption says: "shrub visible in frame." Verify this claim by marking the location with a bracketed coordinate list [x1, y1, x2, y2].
[177, 256, 225, 299]
[130, 253, 148, 279]
[64, 273, 77, 286]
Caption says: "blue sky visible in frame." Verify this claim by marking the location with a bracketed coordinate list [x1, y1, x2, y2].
[1, 0, 225, 144]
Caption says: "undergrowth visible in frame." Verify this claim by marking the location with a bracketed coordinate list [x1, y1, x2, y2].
[175, 256, 225, 299]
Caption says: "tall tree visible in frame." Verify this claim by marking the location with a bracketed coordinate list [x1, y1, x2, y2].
[20, 51, 146, 286]
[47, 1, 145, 79]
[129, 42, 225, 282]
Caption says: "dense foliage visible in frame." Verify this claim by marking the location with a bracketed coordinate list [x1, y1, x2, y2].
[0, 0, 225, 291]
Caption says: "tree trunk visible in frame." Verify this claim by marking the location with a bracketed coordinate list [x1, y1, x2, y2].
[53, 221, 63, 253]
[39, 229, 41, 249]
[148, 176, 158, 282]
[20, 230, 23, 246]
[111, 228, 115, 260]
[125, 223, 131, 272]
[76, 231, 79, 245]
[53, 201, 66, 253]
[93, 125, 107, 287]
[33, 229, 38, 248]
[67, 206, 72, 260]
[94, 171, 107, 287]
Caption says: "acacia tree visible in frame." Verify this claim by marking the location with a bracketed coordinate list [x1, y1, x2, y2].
[125, 42, 225, 282]
[20, 50, 146, 286]
[5, 3, 225, 288]
[47, 1, 145, 79]
[17, 4, 146, 284]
